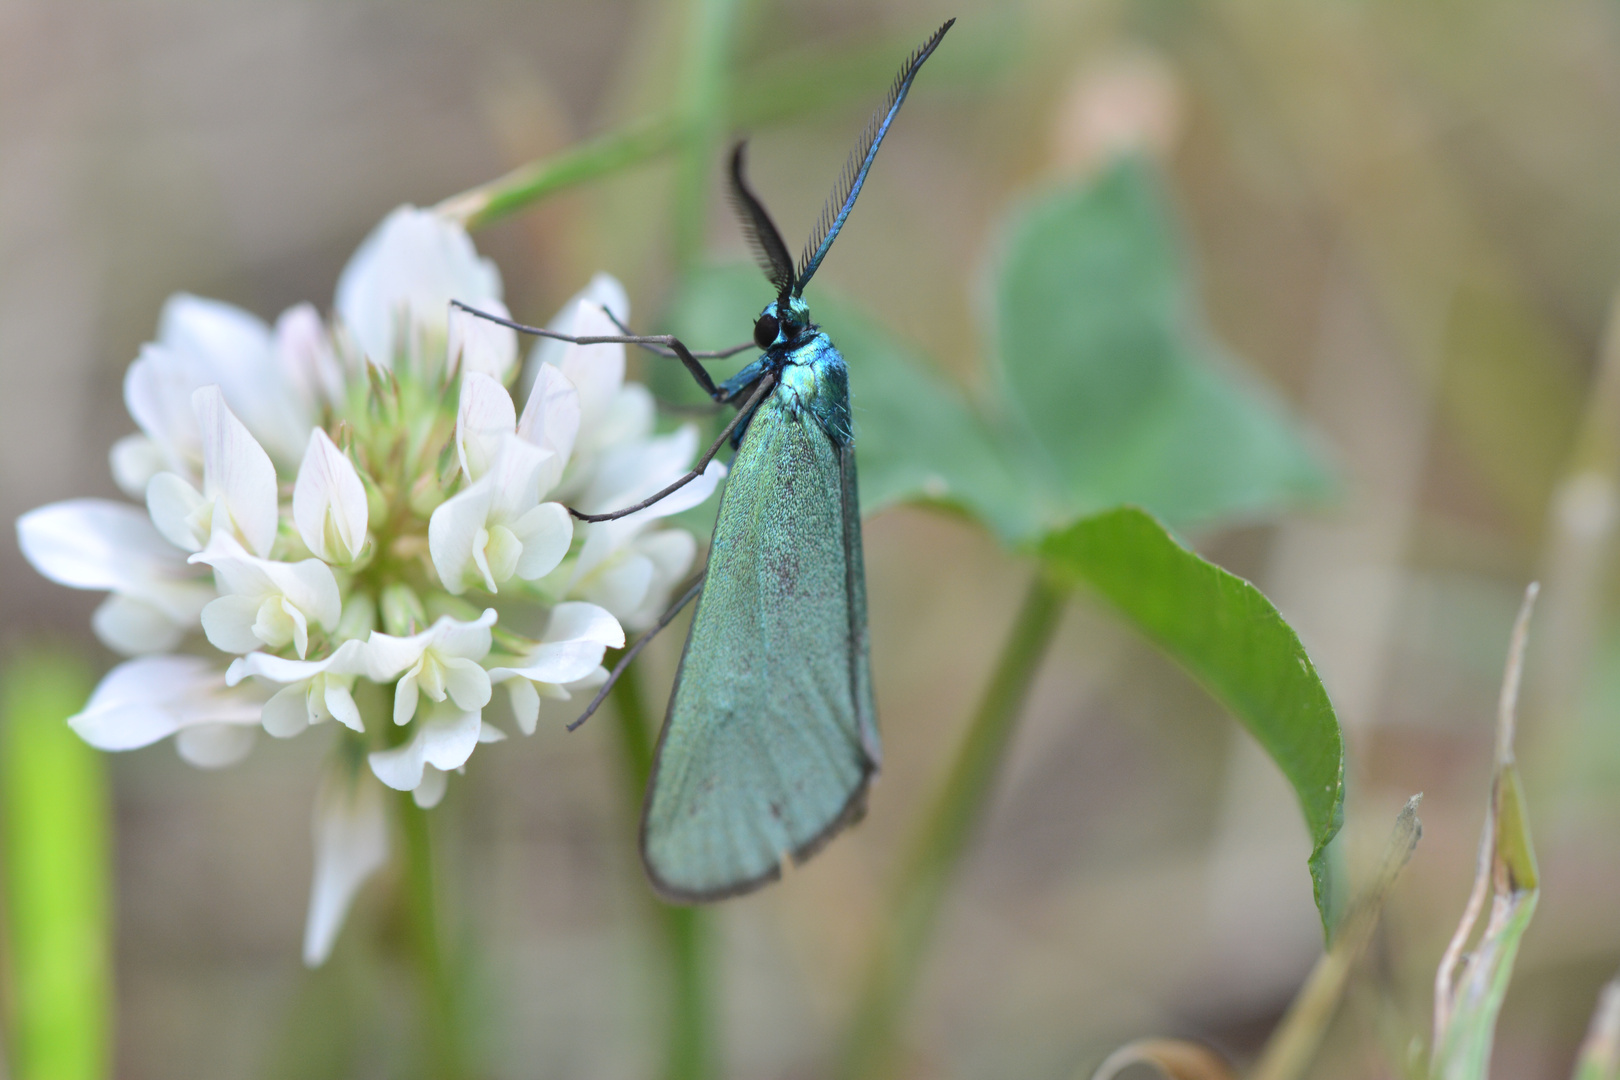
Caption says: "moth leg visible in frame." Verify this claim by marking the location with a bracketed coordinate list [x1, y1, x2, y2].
[601, 307, 754, 360]
[450, 299, 726, 400]
[568, 373, 776, 524]
[566, 575, 706, 732]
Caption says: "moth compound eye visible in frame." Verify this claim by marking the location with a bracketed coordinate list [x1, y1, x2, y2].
[753, 314, 779, 350]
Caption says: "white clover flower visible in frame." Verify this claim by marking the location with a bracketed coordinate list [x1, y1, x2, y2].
[569, 425, 724, 630]
[489, 602, 624, 735]
[17, 202, 723, 966]
[17, 499, 213, 655]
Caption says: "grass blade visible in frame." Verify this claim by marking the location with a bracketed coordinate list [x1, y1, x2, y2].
[1, 650, 110, 1080]
[1572, 976, 1620, 1080]
[1250, 795, 1423, 1080]
[1431, 584, 1542, 1080]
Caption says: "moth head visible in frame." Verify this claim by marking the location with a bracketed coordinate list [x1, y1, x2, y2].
[754, 296, 810, 350]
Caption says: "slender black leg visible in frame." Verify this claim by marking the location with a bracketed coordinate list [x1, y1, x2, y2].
[567, 575, 706, 732]
[601, 308, 755, 361]
[569, 373, 776, 523]
[451, 299, 727, 400]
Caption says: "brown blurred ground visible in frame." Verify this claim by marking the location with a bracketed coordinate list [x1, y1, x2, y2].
[6, 1, 1620, 1078]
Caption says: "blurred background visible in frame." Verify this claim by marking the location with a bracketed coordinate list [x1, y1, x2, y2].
[5, 0, 1620, 1077]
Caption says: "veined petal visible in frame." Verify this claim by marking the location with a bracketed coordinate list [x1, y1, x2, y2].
[455, 372, 517, 482]
[294, 429, 368, 564]
[153, 294, 312, 469]
[92, 595, 188, 656]
[594, 383, 657, 454]
[193, 386, 279, 557]
[146, 472, 209, 552]
[125, 342, 203, 480]
[262, 683, 312, 738]
[486, 435, 551, 523]
[431, 608, 498, 659]
[18, 498, 207, 606]
[334, 206, 502, 368]
[579, 425, 723, 524]
[368, 705, 482, 791]
[503, 679, 541, 735]
[511, 502, 573, 581]
[69, 655, 262, 752]
[448, 298, 518, 381]
[323, 682, 363, 732]
[413, 766, 449, 809]
[427, 479, 496, 596]
[573, 550, 654, 615]
[304, 767, 388, 967]
[440, 657, 492, 712]
[488, 603, 623, 687]
[621, 529, 700, 630]
[555, 302, 626, 435]
[524, 273, 629, 391]
[276, 303, 346, 413]
[200, 594, 266, 654]
[516, 362, 581, 475]
[110, 434, 166, 498]
[192, 535, 342, 632]
[175, 724, 257, 768]
[227, 638, 370, 686]
[546, 601, 626, 648]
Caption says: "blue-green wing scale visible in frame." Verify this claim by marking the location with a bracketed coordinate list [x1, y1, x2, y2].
[641, 344, 878, 902]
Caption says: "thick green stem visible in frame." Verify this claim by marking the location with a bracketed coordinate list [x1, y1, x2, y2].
[610, 663, 716, 1080]
[837, 573, 1068, 1080]
[397, 790, 467, 1080]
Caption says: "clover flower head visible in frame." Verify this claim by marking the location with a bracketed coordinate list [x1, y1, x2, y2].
[17, 205, 722, 965]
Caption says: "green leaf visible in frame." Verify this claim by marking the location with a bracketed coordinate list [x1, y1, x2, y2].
[2, 650, 110, 1080]
[1432, 587, 1542, 1080]
[1038, 507, 1345, 933]
[993, 155, 1335, 531]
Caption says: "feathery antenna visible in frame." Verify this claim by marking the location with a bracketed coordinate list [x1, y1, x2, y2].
[794, 19, 954, 293]
[728, 142, 796, 299]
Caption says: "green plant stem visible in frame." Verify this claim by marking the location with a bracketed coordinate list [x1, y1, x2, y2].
[397, 792, 466, 1080]
[437, 115, 686, 231]
[672, 0, 745, 268]
[435, 23, 999, 234]
[837, 573, 1068, 1080]
[610, 662, 716, 1080]
[1, 650, 108, 1080]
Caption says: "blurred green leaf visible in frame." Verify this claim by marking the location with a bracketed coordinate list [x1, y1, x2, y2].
[1, 650, 109, 1080]
[1431, 586, 1541, 1080]
[665, 265, 1039, 535]
[1572, 977, 1620, 1080]
[993, 156, 1335, 533]
[1038, 507, 1345, 933]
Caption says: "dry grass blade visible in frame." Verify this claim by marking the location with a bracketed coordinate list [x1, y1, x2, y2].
[1248, 795, 1423, 1080]
[1430, 583, 1542, 1080]
[1571, 977, 1620, 1080]
[1087, 1038, 1237, 1080]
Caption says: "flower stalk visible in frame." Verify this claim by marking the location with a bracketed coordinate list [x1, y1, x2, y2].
[609, 662, 717, 1080]
[397, 790, 467, 1080]
[837, 572, 1068, 1080]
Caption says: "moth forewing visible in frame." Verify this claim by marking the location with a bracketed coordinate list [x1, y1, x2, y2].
[640, 344, 878, 903]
